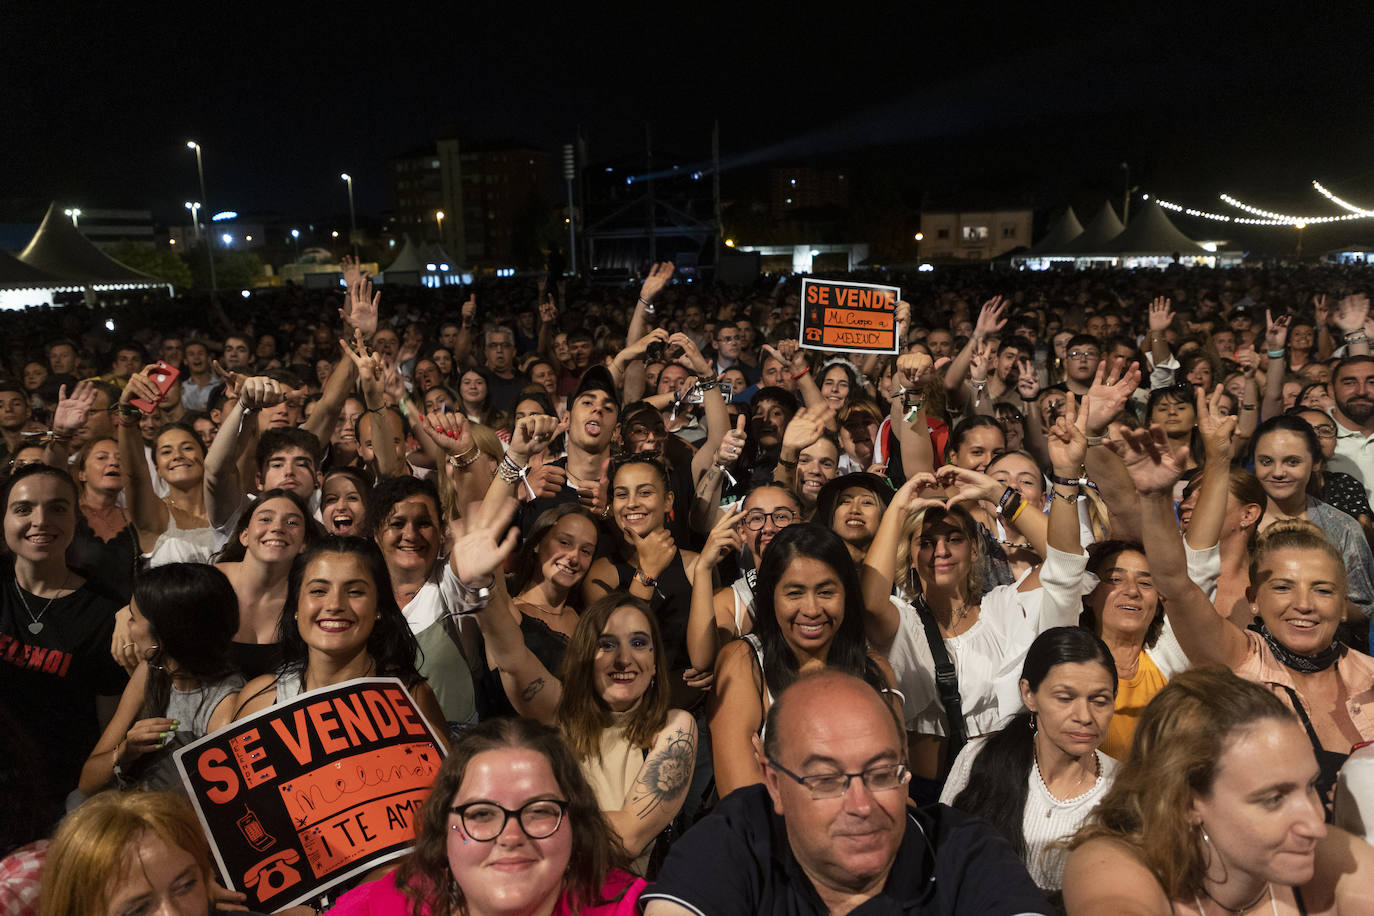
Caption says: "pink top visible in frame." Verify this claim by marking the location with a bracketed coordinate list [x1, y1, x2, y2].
[330, 868, 645, 916]
[1234, 629, 1374, 742]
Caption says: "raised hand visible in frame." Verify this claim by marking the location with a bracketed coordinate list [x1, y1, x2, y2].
[968, 338, 995, 382]
[889, 471, 944, 515]
[1047, 395, 1089, 476]
[52, 380, 97, 437]
[448, 496, 520, 585]
[639, 261, 676, 304]
[1147, 296, 1174, 333]
[1015, 360, 1042, 400]
[1313, 293, 1330, 328]
[340, 329, 381, 385]
[419, 411, 471, 455]
[699, 502, 746, 570]
[576, 454, 612, 515]
[463, 293, 479, 326]
[121, 364, 165, 408]
[895, 352, 933, 390]
[1263, 309, 1291, 352]
[338, 275, 379, 339]
[1335, 293, 1371, 335]
[1196, 384, 1239, 461]
[1234, 345, 1260, 377]
[537, 293, 556, 325]
[211, 360, 246, 401]
[238, 376, 286, 411]
[378, 356, 406, 406]
[973, 295, 1008, 340]
[509, 414, 560, 463]
[667, 332, 712, 377]
[1084, 357, 1141, 437]
[339, 254, 364, 286]
[715, 414, 747, 466]
[938, 464, 1004, 510]
[781, 406, 829, 453]
[1110, 425, 1190, 498]
[624, 328, 670, 362]
[895, 298, 911, 331]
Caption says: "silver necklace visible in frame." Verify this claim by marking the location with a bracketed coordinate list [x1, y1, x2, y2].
[13, 573, 73, 635]
[1192, 882, 1275, 916]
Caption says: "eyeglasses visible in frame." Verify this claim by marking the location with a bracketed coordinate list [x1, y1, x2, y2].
[766, 759, 909, 800]
[1311, 423, 1337, 438]
[1067, 349, 1100, 361]
[743, 509, 797, 530]
[449, 799, 568, 841]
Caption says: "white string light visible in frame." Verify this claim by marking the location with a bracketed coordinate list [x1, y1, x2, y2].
[1312, 181, 1374, 216]
[1148, 183, 1374, 228]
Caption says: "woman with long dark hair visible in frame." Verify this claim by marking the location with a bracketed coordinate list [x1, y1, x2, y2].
[231, 536, 448, 742]
[942, 627, 1118, 891]
[710, 523, 898, 797]
[79, 563, 243, 795]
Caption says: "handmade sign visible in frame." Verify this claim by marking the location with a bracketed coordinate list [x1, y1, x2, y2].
[799, 278, 901, 354]
[175, 678, 445, 910]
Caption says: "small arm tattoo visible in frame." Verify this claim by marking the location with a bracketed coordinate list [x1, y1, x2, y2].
[520, 678, 546, 701]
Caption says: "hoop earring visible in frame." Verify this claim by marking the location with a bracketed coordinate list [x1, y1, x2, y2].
[1197, 822, 1231, 884]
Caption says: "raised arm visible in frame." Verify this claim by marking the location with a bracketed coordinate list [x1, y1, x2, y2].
[891, 352, 937, 479]
[668, 332, 728, 485]
[1115, 425, 1249, 668]
[43, 381, 97, 469]
[1146, 296, 1174, 370]
[1260, 309, 1291, 421]
[944, 295, 1006, 406]
[1081, 358, 1144, 540]
[773, 406, 828, 487]
[117, 367, 171, 541]
[860, 473, 942, 649]
[610, 328, 668, 390]
[688, 504, 746, 671]
[627, 261, 674, 345]
[1185, 386, 1240, 551]
[1335, 293, 1372, 357]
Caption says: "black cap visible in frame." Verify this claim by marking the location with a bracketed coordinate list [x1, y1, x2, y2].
[568, 364, 620, 415]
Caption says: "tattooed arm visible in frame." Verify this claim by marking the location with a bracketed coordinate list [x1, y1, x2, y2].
[466, 581, 562, 724]
[601, 710, 698, 857]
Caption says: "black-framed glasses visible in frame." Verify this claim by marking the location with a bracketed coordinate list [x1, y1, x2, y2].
[449, 799, 568, 841]
[743, 509, 797, 530]
[1310, 423, 1337, 438]
[766, 759, 909, 800]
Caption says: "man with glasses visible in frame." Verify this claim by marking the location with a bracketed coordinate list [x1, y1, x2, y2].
[643, 671, 1046, 915]
[1050, 334, 1103, 398]
[481, 326, 524, 414]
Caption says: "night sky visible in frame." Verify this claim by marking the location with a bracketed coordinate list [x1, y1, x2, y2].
[7, 1, 1373, 232]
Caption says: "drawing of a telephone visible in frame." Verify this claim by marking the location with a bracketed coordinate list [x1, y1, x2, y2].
[242, 848, 302, 901]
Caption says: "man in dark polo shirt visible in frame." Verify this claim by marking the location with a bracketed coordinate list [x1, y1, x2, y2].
[642, 671, 1048, 916]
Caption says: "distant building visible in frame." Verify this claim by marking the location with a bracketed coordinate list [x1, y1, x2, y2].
[769, 166, 850, 221]
[390, 140, 552, 268]
[919, 208, 1033, 260]
[75, 208, 157, 243]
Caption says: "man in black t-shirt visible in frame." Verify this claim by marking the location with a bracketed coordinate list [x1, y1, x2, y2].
[643, 671, 1049, 916]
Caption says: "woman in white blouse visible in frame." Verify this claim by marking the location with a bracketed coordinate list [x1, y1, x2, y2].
[940, 626, 1118, 892]
[862, 400, 1092, 788]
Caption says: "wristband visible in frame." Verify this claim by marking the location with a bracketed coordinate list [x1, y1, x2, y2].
[447, 445, 481, 470]
[1085, 435, 1107, 447]
[791, 367, 811, 380]
[638, 296, 655, 315]
[633, 569, 659, 590]
[777, 455, 798, 470]
[497, 454, 528, 484]
[1048, 472, 1088, 488]
[1346, 330, 1369, 341]
[996, 486, 1016, 513]
[1267, 348, 1287, 359]
[1050, 488, 1079, 505]
[1009, 498, 1028, 523]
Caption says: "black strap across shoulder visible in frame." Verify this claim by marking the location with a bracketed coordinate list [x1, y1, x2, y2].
[916, 595, 968, 773]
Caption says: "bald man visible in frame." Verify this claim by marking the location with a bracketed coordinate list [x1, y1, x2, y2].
[643, 670, 1047, 915]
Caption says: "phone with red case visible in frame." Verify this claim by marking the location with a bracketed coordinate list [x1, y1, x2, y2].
[129, 361, 180, 413]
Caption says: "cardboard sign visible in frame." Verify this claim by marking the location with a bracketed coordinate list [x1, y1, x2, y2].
[799, 278, 901, 354]
[175, 678, 445, 910]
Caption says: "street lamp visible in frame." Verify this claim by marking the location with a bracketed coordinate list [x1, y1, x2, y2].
[186, 140, 217, 294]
[340, 173, 357, 258]
[290, 228, 300, 260]
[64, 208, 82, 228]
[435, 209, 445, 240]
[184, 202, 202, 242]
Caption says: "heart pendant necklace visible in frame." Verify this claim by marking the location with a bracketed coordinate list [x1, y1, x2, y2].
[14, 573, 72, 636]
